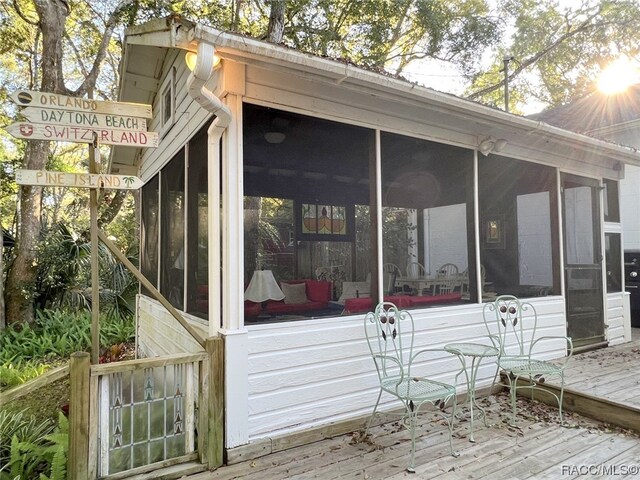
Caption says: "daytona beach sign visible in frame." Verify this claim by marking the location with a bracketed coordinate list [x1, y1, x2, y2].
[22, 107, 147, 131]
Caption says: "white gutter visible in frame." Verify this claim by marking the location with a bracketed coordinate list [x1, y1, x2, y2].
[185, 39, 232, 332]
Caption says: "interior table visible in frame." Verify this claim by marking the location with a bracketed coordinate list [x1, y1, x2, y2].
[444, 342, 498, 442]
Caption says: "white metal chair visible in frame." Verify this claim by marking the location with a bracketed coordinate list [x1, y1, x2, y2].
[364, 302, 464, 472]
[483, 295, 573, 425]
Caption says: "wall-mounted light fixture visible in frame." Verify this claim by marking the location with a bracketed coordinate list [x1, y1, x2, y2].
[185, 49, 221, 72]
[477, 136, 508, 156]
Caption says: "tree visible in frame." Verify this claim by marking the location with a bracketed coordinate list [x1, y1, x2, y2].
[466, 0, 640, 112]
[3, 0, 137, 326]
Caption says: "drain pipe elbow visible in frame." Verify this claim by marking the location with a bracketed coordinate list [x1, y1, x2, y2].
[186, 41, 232, 130]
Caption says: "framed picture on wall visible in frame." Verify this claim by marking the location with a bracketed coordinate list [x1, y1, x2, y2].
[483, 214, 505, 249]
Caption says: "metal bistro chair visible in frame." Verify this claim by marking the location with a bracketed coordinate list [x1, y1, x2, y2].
[483, 295, 573, 425]
[364, 302, 465, 472]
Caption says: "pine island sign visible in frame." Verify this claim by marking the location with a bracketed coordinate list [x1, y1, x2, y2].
[15, 169, 143, 190]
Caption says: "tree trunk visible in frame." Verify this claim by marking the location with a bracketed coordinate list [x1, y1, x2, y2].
[267, 0, 285, 44]
[5, 0, 69, 326]
[5, 141, 49, 325]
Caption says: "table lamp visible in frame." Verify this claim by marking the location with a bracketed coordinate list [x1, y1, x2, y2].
[244, 270, 285, 319]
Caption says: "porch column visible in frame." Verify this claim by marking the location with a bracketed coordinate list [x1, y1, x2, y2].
[219, 93, 249, 447]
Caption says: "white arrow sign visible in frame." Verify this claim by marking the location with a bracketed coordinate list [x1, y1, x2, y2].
[22, 107, 147, 131]
[6, 122, 158, 148]
[10, 90, 152, 119]
[16, 169, 143, 190]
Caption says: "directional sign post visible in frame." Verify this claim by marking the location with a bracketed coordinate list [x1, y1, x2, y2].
[6, 90, 156, 365]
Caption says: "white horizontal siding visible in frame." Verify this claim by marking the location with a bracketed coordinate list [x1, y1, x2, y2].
[246, 296, 567, 440]
[137, 295, 207, 357]
[606, 292, 629, 346]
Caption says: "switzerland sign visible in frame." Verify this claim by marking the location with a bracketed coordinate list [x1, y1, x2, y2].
[6, 122, 158, 148]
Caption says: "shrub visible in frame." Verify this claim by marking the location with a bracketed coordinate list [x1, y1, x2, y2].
[0, 410, 68, 480]
[0, 309, 134, 390]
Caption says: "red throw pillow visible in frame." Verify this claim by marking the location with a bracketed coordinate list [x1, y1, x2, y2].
[305, 279, 331, 302]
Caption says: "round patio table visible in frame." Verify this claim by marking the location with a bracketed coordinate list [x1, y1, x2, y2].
[444, 342, 498, 442]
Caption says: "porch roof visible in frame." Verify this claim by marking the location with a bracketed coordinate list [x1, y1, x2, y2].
[111, 17, 640, 175]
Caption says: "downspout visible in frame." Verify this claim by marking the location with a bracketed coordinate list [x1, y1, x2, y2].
[186, 41, 232, 333]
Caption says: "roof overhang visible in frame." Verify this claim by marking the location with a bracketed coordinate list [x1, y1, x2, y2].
[111, 17, 640, 175]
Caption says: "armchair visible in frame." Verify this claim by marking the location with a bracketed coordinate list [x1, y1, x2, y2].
[363, 302, 464, 472]
[483, 295, 573, 425]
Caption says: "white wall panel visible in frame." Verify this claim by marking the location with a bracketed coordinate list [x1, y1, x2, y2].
[246, 297, 567, 440]
[606, 293, 629, 346]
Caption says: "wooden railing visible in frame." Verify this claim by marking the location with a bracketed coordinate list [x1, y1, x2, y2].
[68, 337, 224, 480]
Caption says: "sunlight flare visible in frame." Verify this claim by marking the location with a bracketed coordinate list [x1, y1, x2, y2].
[598, 57, 640, 94]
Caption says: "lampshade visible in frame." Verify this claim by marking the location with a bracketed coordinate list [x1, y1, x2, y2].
[244, 270, 285, 303]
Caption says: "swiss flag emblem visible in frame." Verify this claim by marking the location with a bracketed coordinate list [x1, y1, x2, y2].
[19, 124, 33, 136]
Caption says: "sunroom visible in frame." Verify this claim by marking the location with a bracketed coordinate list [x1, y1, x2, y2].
[114, 18, 638, 451]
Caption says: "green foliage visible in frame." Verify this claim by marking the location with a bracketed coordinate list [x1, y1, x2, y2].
[34, 222, 137, 319]
[0, 309, 134, 366]
[0, 362, 50, 390]
[0, 410, 55, 480]
[0, 410, 68, 480]
[0, 309, 134, 389]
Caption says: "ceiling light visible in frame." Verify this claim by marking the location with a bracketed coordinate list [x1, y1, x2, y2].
[264, 132, 286, 144]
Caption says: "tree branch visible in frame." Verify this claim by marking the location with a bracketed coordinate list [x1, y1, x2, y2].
[74, 0, 135, 97]
[467, 8, 602, 101]
[13, 0, 39, 26]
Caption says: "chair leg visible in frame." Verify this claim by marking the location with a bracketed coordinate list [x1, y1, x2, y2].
[407, 407, 417, 473]
[365, 388, 383, 435]
[507, 374, 518, 426]
[448, 397, 460, 458]
[558, 373, 565, 424]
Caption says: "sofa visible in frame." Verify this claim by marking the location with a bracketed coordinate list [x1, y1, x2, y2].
[342, 292, 462, 315]
[244, 279, 332, 318]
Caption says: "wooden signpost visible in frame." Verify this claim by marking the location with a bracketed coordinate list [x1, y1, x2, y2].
[6, 90, 155, 365]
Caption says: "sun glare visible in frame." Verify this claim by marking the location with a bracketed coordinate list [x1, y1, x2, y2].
[598, 57, 640, 94]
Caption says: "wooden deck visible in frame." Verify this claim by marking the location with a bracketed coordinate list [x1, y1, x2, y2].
[174, 332, 640, 480]
[558, 329, 640, 409]
[183, 394, 639, 480]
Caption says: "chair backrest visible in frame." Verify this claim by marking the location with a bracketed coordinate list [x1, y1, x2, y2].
[364, 302, 415, 381]
[383, 263, 401, 275]
[406, 262, 426, 278]
[483, 295, 538, 357]
[383, 271, 397, 295]
[437, 263, 459, 277]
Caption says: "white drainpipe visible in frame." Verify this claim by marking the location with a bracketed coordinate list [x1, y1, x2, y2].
[186, 40, 232, 334]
